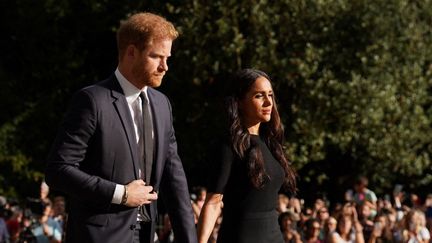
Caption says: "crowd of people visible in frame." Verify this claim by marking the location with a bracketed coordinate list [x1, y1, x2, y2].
[275, 177, 432, 243]
[156, 176, 432, 243]
[1, 177, 432, 243]
[189, 176, 432, 243]
[0, 182, 66, 243]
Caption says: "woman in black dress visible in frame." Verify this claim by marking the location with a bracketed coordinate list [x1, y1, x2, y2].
[197, 69, 297, 243]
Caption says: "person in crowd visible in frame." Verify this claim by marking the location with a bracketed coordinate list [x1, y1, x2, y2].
[299, 207, 314, 230]
[424, 194, 432, 235]
[329, 203, 365, 243]
[45, 12, 197, 243]
[317, 207, 330, 241]
[323, 216, 338, 242]
[317, 206, 330, 227]
[302, 218, 322, 243]
[378, 195, 393, 213]
[290, 197, 303, 215]
[40, 182, 50, 202]
[0, 217, 10, 243]
[313, 198, 326, 217]
[51, 196, 67, 233]
[407, 193, 422, 209]
[395, 209, 430, 243]
[345, 189, 355, 203]
[279, 211, 301, 243]
[197, 69, 297, 243]
[367, 212, 394, 243]
[192, 187, 207, 224]
[393, 184, 406, 222]
[278, 194, 291, 213]
[29, 199, 62, 243]
[6, 205, 23, 242]
[358, 203, 374, 242]
[353, 176, 378, 219]
[0, 196, 10, 243]
[382, 209, 397, 237]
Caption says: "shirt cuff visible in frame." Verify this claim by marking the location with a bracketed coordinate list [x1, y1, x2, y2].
[111, 184, 125, 204]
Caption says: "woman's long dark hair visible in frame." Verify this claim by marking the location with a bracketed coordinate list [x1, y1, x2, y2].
[225, 68, 296, 192]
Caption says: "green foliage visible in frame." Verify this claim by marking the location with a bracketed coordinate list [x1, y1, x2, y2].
[169, 0, 432, 197]
[0, 108, 44, 197]
[1, 0, 432, 200]
[281, 0, 432, 194]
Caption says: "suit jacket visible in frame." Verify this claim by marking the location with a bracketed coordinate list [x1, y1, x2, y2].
[45, 75, 197, 243]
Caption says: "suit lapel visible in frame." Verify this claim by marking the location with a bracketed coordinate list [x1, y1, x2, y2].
[109, 76, 139, 179]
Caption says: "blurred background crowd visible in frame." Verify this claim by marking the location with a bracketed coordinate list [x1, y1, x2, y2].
[1, 176, 432, 243]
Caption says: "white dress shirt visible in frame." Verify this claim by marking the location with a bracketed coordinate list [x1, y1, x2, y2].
[111, 68, 152, 204]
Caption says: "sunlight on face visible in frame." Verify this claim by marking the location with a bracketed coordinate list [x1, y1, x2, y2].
[239, 76, 274, 129]
[131, 38, 172, 88]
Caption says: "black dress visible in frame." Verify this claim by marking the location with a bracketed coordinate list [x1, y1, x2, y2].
[207, 135, 285, 243]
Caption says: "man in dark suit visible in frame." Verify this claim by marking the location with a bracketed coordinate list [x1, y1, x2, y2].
[45, 12, 198, 243]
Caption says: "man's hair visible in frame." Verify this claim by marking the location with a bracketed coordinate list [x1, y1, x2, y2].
[117, 12, 179, 59]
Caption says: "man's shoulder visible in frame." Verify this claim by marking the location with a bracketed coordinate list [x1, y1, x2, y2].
[82, 76, 116, 92]
[75, 75, 118, 98]
[147, 86, 165, 97]
[148, 87, 169, 103]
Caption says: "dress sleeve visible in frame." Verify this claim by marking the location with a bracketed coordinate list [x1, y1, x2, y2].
[206, 142, 235, 194]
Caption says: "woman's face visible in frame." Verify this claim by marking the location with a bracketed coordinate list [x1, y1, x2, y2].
[239, 76, 273, 127]
[338, 217, 352, 235]
[327, 217, 337, 232]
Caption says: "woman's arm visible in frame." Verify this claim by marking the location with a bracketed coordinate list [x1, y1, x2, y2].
[353, 221, 365, 243]
[350, 205, 365, 243]
[197, 193, 223, 243]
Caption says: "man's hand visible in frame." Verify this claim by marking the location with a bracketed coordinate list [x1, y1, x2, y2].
[124, 179, 158, 207]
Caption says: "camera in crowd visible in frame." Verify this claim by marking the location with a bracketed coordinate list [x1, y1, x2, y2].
[18, 198, 49, 243]
[25, 198, 48, 218]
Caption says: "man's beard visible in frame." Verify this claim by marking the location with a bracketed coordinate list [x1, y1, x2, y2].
[147, 73, 164, 87]
[132, 66, 164, 88]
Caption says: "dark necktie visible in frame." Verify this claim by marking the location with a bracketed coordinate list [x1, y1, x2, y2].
[138, 92, 153, 222]
[140, 92, 153, 182]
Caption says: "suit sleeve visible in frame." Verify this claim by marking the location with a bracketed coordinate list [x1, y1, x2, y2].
[159, 97, 198, 243]
[45, 89, 116, 206]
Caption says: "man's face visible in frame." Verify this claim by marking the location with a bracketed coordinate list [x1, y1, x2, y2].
[354, 183, 366, 193]
[131, 38, 172, 88]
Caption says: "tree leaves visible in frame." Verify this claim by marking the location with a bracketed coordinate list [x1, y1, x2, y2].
[1, 0, 431, 199]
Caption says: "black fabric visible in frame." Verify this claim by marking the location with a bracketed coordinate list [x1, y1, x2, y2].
[140, 92, 153, 182]
[208, 134, 285, 243]
[133, 222, 152, 243]
[139, 92, 152, 222]
[217, 211, 283, 243]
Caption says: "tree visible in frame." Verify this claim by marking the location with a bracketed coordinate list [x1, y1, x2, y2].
[168, 0, 432, 200]
[1, 0, 431, 202]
